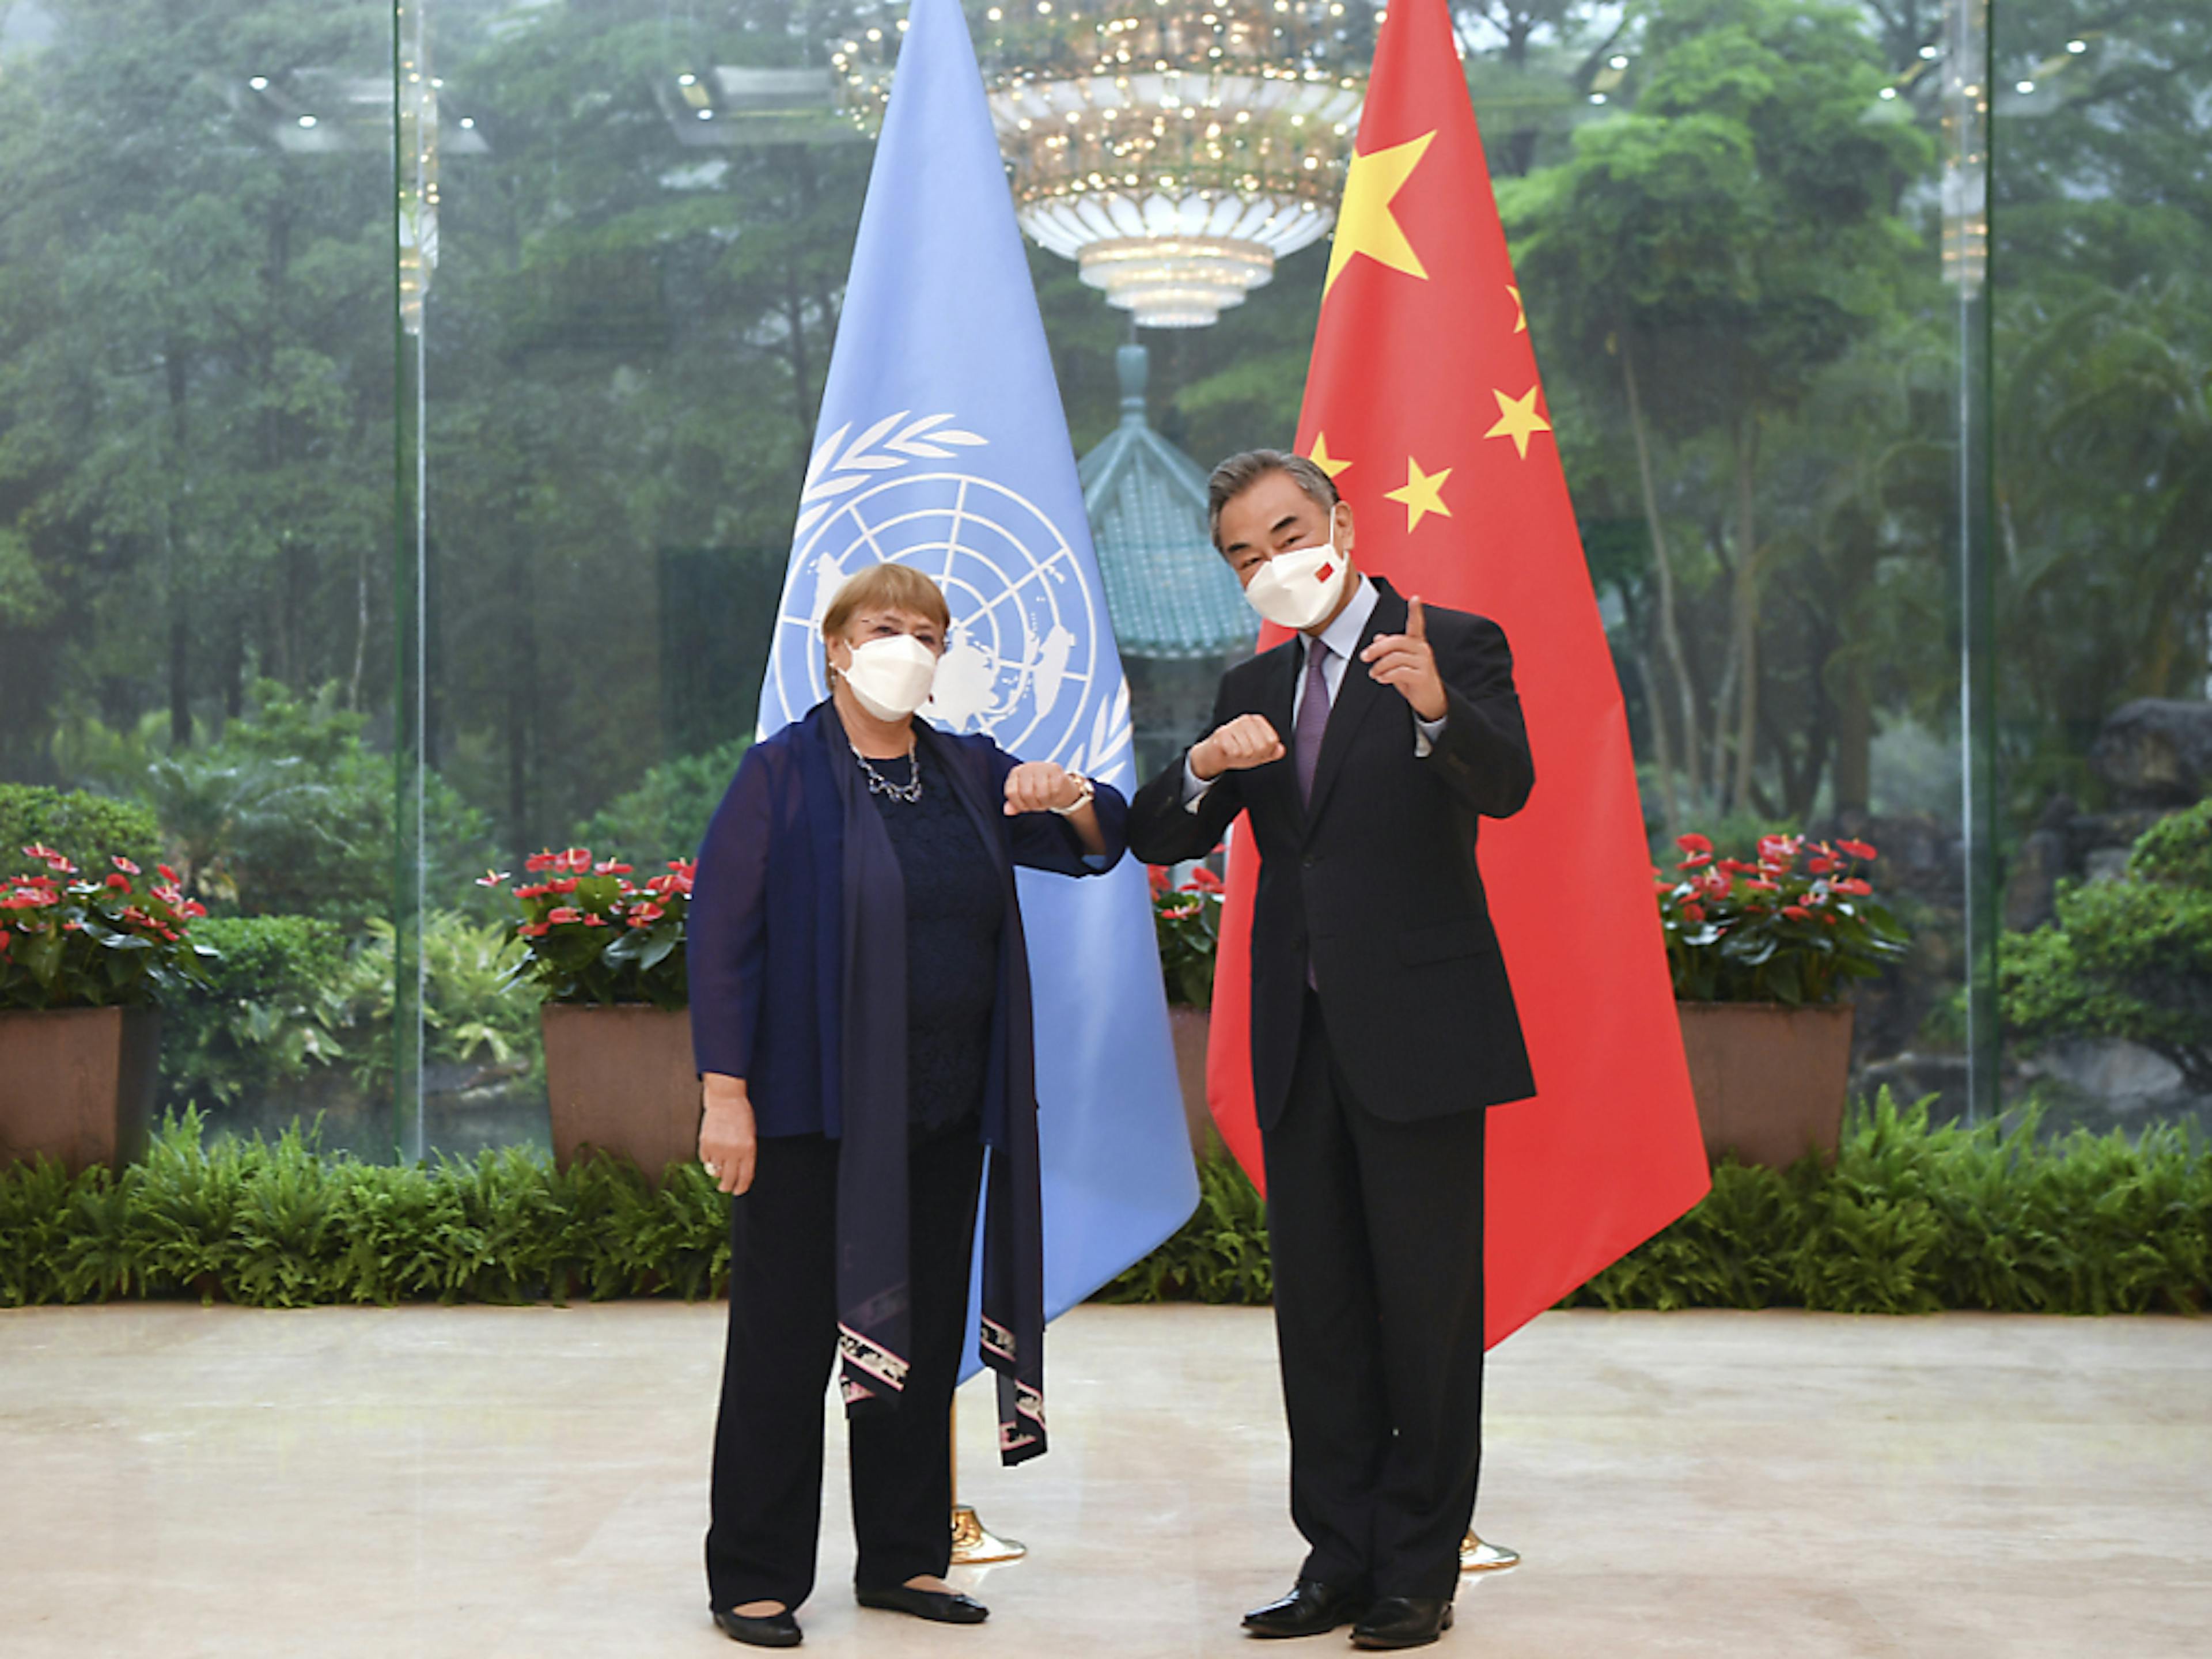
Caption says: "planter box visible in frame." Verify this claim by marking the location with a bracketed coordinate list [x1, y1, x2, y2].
[1677, 1001, 1855, 1171]
[0, 1006, 162, 1174]
[540, 1003, 700, 1180]
[1168, 1005, 1218, 1156]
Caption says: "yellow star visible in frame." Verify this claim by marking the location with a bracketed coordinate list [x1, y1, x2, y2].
[1306, 431, 1351, 480]
[1484, 384, 1552, 459]
[1508, 284, 1527, 333]
[1323, 131, 1437, 297]
[1384, 456, 1453, 532]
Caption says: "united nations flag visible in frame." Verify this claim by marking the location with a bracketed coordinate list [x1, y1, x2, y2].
[757, 0, 1199, 1350]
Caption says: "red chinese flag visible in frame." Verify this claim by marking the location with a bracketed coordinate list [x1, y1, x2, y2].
[1205, 0, 1711, 1346]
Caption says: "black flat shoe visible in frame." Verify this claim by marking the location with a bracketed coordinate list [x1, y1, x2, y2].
[713, 1607, 803, 1648]
[1351, 1596, 1455, 1650]
[854, 1584, 990, 1624]
[1242, 1578, 1372, 1638]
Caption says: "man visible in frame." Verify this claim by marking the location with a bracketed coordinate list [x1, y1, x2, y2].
[1127, 450, 1535, 1650]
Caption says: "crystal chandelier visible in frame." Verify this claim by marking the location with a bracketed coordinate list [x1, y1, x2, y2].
[835, 3, 1367, 328]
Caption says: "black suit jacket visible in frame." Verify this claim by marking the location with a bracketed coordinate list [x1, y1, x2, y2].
[1127, 578, 1536, 1130]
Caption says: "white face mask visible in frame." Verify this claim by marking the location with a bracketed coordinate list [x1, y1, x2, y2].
[1241, 516, 1351, 631]
[836, 632, 939, 721]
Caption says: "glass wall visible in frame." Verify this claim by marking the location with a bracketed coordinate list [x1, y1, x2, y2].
[0, 0, 403, 1154]
[4, 1, 2202, 1157]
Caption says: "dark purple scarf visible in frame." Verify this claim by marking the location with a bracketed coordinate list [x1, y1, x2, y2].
[821, 710, 1047, 1465]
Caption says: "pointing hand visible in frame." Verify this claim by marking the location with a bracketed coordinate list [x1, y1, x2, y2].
[1360, 595, 1447, 721]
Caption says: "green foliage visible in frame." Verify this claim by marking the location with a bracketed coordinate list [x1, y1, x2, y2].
[1660, 830, 1910, 1003]
[3, 1096, 2206, 1315]
[1104, 1092, 2212, 1316]
[334, 912, 544, 1095]
[158, 915, 355, 1109]
[571, 738, 751, 870]
[1147, 863, 1226, 1010]
[0, 1112, 728, 1309]
[494, 851, 692, 1010]
[0, 786, 163, 875]
[1094, 1152, 1273, 1305]
[2001, 800, 2212, 1091]
[1, 848, 216, 1009]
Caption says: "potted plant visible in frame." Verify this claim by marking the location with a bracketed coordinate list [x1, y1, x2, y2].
[481, 847, 696, 1178]
[1150, 861, 1225, 1154]
[2, 846, 214, 1172]
[1658, 832, 1909, 1169]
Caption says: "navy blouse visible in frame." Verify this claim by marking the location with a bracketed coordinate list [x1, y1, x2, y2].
[686, 703, 1128, 1142]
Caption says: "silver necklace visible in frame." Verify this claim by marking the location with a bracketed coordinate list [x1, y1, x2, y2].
[853, 741, 922, 804]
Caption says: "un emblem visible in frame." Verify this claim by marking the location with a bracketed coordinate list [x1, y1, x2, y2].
[764, 412, 1132, 780]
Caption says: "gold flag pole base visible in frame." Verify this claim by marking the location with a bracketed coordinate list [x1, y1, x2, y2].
[1461, 1532, 1522, 1573]
[949, 1503, 1028, 1565]
[946, 1400, 1027, 1565]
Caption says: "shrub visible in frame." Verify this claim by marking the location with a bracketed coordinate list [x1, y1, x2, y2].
[2001, 799, 2212, 1090]
[0, 785, 162, 874]
[2, 847, 215, 1009]
[482, 849, 692, 1010]
[572, 738, 750, 869]
[158, 915, 355, 1109]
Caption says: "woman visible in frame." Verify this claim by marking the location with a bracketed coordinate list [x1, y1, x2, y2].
[687, 562, 1124, 1649]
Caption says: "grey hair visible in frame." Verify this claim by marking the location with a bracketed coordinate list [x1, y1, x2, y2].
[1205, 449, 1340, 551]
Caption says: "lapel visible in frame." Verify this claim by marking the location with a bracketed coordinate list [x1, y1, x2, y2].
[1251, 637, 1304, 831]
[1303, 578, 1404, 832]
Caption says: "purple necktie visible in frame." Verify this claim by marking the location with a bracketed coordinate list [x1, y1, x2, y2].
[1295, 637, 1332, 805]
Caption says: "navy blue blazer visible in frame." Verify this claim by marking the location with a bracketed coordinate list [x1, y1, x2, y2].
[687, 702, 1128, 1140]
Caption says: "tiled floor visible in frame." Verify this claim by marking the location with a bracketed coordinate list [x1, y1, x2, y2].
[2, 1301, 2206, 1657]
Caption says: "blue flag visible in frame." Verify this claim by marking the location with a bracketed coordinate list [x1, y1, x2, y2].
[757, 0, 1198, 1354]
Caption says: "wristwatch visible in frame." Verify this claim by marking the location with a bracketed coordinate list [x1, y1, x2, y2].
[1051, 772, 1097, 816]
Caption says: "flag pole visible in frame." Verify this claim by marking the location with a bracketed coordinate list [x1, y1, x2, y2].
[948, 1399, 1027, 1565]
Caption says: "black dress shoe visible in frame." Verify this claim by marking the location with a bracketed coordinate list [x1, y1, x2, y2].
[1242, 1578, 1372, 1639]
[1350, 1596, 1455, 1650]
[713, 1607, 804, 1648]
[854, 1583, 990, 1624]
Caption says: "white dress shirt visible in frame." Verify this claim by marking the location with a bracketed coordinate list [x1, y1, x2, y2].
[1183, 575, 1446, 809]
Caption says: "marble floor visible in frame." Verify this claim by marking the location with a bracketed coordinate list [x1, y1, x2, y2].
[1, 1302, 2206, 1658]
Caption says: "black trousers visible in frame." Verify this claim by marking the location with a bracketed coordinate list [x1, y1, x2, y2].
[704, 1125, 984, 1612]
[1262, 991, 1488, 1603]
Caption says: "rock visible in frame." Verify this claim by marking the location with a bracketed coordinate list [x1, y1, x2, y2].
[2016, 1038, 2185, 1110]
[1854, 1051, 1971, 1116]
[2088, 699, 2212, 807]
[2003, 828, 2067, 930]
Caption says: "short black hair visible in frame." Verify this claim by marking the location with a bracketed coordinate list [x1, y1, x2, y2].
[1205, 449, 1340, 551]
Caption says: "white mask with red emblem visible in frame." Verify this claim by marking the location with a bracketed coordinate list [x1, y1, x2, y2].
[1241, 513, 1351, 631]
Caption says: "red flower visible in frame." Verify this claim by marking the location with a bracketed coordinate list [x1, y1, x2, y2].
[628, 903, 665, 927]
[112, 856, 141, 875]
[1834, 878, 1872, 896]
[593, 859, 632, 875]
[547, 877, 579, 895]
[1839, 839, 1878, 861]
[1680, 902, 1706, 923]
[583, 914, 608, 928]
[1186, 867, 1225, 895]
[547, 907, 582, 925]
[519, 922, 550, 938]
[179, 900, 207, 919]
[105, 873, 131, 891]
[151, 882, 182, 906]
[46, 855, 77, 874]
[1147, 865, 1171, 896]
[158, 864, 180, 884]
[1782, 905, 1811, 921]
[19, 843, 58, 862]
[1808, 856, 1837, 874]
[1160, 900, 1200, 920]
[558, 847, 592, 873]
[1675, 851, 1713, 870]
[475, 869, 511, 888]
[1675, 832, 1713, 854]
[1822, 912, 1839, 925]
[525, 850, 558, 873]
[1744, 877, 1779, 892]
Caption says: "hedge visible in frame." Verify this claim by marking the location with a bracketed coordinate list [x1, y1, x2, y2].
[1, 1096, 2205, 1315]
